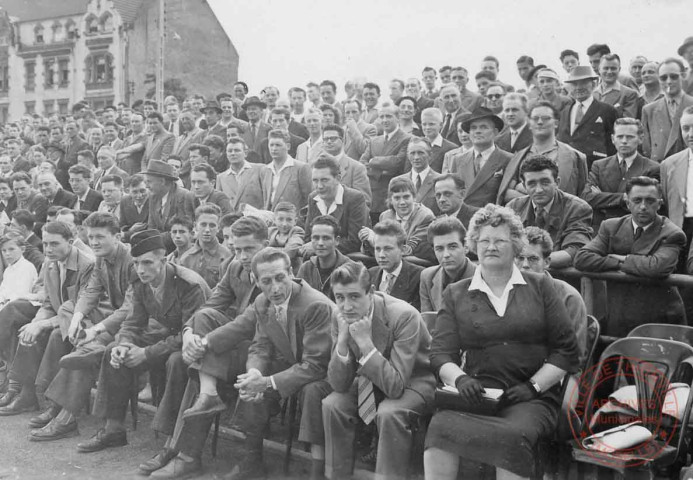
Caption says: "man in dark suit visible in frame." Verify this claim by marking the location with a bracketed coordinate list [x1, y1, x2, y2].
[93, 147, 129, 192]
[394, 137, 441, 214]
[276, 99, 309, 140]
[496, 93, 533, 153]
[259, 108, 304, 164]
[144, 160, 195, 250]
[575, 176, 686, 337]
[507, 155, 593, 268]
[303, 157, 369, 256]
[642, 58, 693, 162]
[68, 164, 103, 213]
[11, 172, 49, 235]
[62, 121, 89, 172]
[418, 108, 457, 173]
[557, 66, 617, 168]
[438, 84, 471, 146]
[447, 107, 512, 208]
[583, 118, 660, 229]
[135, 218, 269, 477]
[177, 248, 333, 480]
[36, 173, 77, 209]
[77, 230, 211, 454]
[434, 174, 478, 229]
[240, 96, 272, 164]
[119, 174, 149, 237]
[367, 220, 424, 310]
[323, 261, 434, 480]
[360, 105, 411, 223]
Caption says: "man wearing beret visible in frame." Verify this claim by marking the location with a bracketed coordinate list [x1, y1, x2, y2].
[77, 229, 211, 453]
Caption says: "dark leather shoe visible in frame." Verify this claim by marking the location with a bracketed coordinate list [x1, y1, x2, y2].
[29, 419, 78, 442]
[28, 405, 60, 429]
[182, 393, 226, 420]
[0, 389, 17, 408]
[0, 393, 39, 416]
[219, 460, 267, 480]
[76, 428, 127, 453]
[59, 345, 106, 370]
[149, 455, 202, 479]
[138, 448, 178, 475]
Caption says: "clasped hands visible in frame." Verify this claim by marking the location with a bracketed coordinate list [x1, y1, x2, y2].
[182, 330, 207, 364]
[336, 313, 374, 357]
[234, 368, 267, 403]
[110, 342, 147, 369]
[18, 319, 53, 347]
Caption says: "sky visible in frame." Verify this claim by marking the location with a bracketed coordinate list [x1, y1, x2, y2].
[207, 0, 691, 97]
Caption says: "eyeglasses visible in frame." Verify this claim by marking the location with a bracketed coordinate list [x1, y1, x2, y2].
[659, 73, 681, 81]
[478, 238, 510, 248]
[530, 116, 554, 123]
[322, 136, 341, 143]
[486, 94, 503, 100]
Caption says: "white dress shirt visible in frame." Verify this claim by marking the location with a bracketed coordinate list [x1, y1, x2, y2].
[378, 261, 403, 292]
[468, 265, 526, 317]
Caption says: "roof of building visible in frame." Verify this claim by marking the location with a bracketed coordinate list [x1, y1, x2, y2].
[0, 0, 88, 21]
[0, 0, 145, 24]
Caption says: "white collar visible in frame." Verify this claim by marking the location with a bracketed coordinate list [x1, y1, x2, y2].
[313, 184, 345, 215]
[576, 95, 594, 110]
[412, 166, 431, 181]
[632, 219, 654, 232]
[430, 134, 444, 147]
[267, 155, 295, 174]
[384, 127, 399, 139]
[617, 152, 638, 168]
[384, 261, 403, 278]
[473, 144, 496, 160]
[274, 291, 292, 312]
[470, 264, 526, 291]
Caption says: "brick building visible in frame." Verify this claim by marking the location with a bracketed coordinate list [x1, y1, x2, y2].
[0, 0, 239, 122]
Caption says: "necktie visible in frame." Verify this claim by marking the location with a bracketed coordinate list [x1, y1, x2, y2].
[250, 124, 257, 143]
[510, 130, 518, 149]
[473, 153, 482, 176]
[668, 99, 677, 121]
[358, 375, 376, 425]
[385, 273, 396, 294]
[574, 102, 584, 130]
[634, 226, 643, 241]
[442, 113, 452, 137]
[415, 173, 422, 192]
[619, 159, 627, 178]
[536, 207, 547, 229]
[276, 305, 288, 333]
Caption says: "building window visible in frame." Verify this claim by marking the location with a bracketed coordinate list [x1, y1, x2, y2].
[101, 12, 114, 33]
[85, 53, 113, 88]
[58, 58, 69, 87]
[25, 101, 35, 115]
[43, 100, 55, 116]
[34, 24, 44, 44]
[44, 58, 55, 88]
[86, 15, 98, 34]
[52, 21, 64, 42]
[0, 64, 8, 93]
[66, 19, 77, 40]
[25, 62, 36, 91]
[58, 99, 69, 115]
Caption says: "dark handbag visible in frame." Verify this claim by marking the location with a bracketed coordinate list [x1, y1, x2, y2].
[434, 377, 504, 416]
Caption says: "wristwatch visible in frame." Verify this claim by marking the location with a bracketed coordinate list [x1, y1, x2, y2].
[265, 376, 274, 392]
[200, 337, 208, 349]
[529, 379, 541, 394]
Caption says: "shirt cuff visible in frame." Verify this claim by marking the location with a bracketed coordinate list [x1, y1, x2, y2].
[358, 348, 378, 366]
[270, 375, 277, 390]
[336, 347, 350, 362]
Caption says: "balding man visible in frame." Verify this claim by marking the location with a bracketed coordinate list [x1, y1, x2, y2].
[36, 172, 77, 208]
[438, 84, 471, 146]
[93, 147, 129, 192]
[419, 108, 457, 172]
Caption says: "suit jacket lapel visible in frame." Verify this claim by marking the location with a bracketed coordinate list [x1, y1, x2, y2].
[577, 101, 600, 131]
[418, 174, 435, 202]
[48, 261, 61, 311]
[263, 300, 297, 365]
[469, 150, 502, 195]
[371, 296, 392, 356]
[675, 154, 688, 210]
[273, 167, 292, 204]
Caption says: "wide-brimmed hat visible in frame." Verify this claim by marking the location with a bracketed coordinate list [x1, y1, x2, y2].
[131, 229, 165, 257]
[204, 100, 222, 114]
[242, 96, 267, 110]
[143, 159, 178, 180]
[678, 36, 693, 56]
[460, 107, 504, 133]
[564, 65, 599, 83]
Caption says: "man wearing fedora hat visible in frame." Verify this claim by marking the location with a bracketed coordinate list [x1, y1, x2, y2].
[241, 96, 272, 164]
[446, 107, 512, 208]
[77, 229, 211, 454]
[143, 160, 195, 251]
[557, 65, 617, 168]
[204, 101, 226, 142]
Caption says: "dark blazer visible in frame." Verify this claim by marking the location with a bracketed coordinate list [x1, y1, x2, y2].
[557, 99, 617, 168]
[241, 121, 272, 163]
[327, 292, 434, 402]
[507, 189, 593, 261]
[441, 108, 470, 146]
[117, 263, 211, 359]
[17, 191, 49, 235]
[360, 129, 411, 214]
[495, 123, 533, 153]
[148, 184, 195, 248]
[394, 170, 441, 215]
[428, 138, 458, 173]
[259, 132, 304, 164]
[305, 186, 370, 255]
[296, 251, 353, 299]
[447, 147, 512, 208]
[119, 195, 149, 233]
[642, 94, 693, 162]
[582, 154, 660, 228]
[205, 122, 227, 142]
[93, 166, 129, 192]
[77, 188, 104, 213]
[63, 135, 89, 172]
[186, 190, 232, 216]
[198, 259, 257, 321]
[575, 214, 686, 337]
[289, 120, 310, 140]
[207, 280, 334, 397]
[414, 96, 435, 124]
[368, 260, 424, 311]
[49, 188, 78, 209]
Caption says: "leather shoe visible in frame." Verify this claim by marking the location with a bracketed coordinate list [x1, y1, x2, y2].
[0, 393, 39, 416]
[219, 459, 267, 480]
[76, 428, 127, 453]
[29, 419, 78, 442]
[0, 389, 17, 408]
[182, 393, 226, 420]
[149, 455, 202, 479]
[59, 345, 106, 370]
[138, 448, 178, 475]
[28, 405, 60, 429]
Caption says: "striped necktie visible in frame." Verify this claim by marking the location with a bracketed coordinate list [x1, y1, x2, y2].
[358, 375, 376, 425]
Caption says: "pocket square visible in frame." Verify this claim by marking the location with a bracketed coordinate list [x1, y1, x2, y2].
[595, 116, 603, 123]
